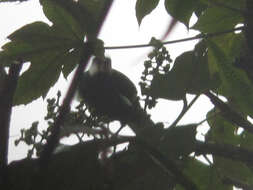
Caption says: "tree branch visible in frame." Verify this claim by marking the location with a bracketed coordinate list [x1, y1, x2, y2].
[0, 63, 22, 165]
[204, 91, 253, 134]
[195, 140, 253, 165]
[0, 62, 22, 187]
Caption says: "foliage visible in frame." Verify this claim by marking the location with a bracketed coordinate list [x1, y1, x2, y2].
[1, 0, 253, 190]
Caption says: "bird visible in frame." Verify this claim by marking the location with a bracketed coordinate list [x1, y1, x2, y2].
[77, 56, 141, 125]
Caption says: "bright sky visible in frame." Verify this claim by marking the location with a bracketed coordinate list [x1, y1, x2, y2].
[0, 0, 213, 161]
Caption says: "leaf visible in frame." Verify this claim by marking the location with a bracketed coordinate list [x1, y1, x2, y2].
[135, 0, 159, 25]
[78, 0, 105, 20]
[13, 51, 62, 105]
[213, 157, 253, 186]
[207, 33, 243, 97]
[206, 108, 240, 145]
[208, 40, 253, 118]
[164, 0, 202, 27]
[177, 158, 232, 190]
[188, 40, 220, 94]
[150, 72, 186, 100]
[150, 51, 197, 100]
[0, 20, 85, 104]
[40, 0, 83, 40]
[1, 22, 81, 64]
[192, 6, 242, 33]
[8, 22, 56, 43]
[161, 124, 197, 158]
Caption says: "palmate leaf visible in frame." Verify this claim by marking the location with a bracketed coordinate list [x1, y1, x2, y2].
[0, 22, 82, 67]
[0, 2, 86, 105]
[13, 47, 82, 105]
[13, 52, 62, 105]
[40, 0, 83, 39]
[41, 0, 106, 38]
[208, 40, 253, 118]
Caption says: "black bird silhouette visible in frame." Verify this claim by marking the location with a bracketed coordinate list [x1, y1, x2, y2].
[78, 57, 140, 124]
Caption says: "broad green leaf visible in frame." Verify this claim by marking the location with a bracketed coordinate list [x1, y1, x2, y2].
[206, 108, 240, 145]
[189, 40, 221, 94]
[213, 157, 253, 186]
[0, 41, 38, 64]
[208, 40, 253, 118]
[177, 158, 232, 190]
[0, 22, 81, 65]
[40, 0, 83, 40]
[192, 6, 242, 33]
[161, 124, 197, 158]
[150, 72, 186, 100]
[198, 0, 245, 9]
[13, 51, 62, 105]
[165, 0, 201, 27]
[150, 44, 218, 101]
[8, 22, 56, 43]
[135, 0, 159, 25]
[207, 33, 244, 97]
[78, 0, 105, 21]
[0, 20, 86, 104]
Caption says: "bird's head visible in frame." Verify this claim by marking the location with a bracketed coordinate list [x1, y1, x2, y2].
[89, 57, 112, 75]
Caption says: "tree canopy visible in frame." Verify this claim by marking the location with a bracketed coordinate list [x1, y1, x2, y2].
[0, 0, 253, 190]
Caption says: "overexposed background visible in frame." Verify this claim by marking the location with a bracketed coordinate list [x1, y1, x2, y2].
[0, 0, 212, 162]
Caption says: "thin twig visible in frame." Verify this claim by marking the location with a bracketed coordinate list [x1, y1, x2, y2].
[105, 26, 244, 50]
[169, 94, 200, 129]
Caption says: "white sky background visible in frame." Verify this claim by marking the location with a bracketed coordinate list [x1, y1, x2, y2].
[0, 0, 213, 162]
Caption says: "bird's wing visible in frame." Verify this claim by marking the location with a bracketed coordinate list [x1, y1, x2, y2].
[109, 69, 138, 102]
